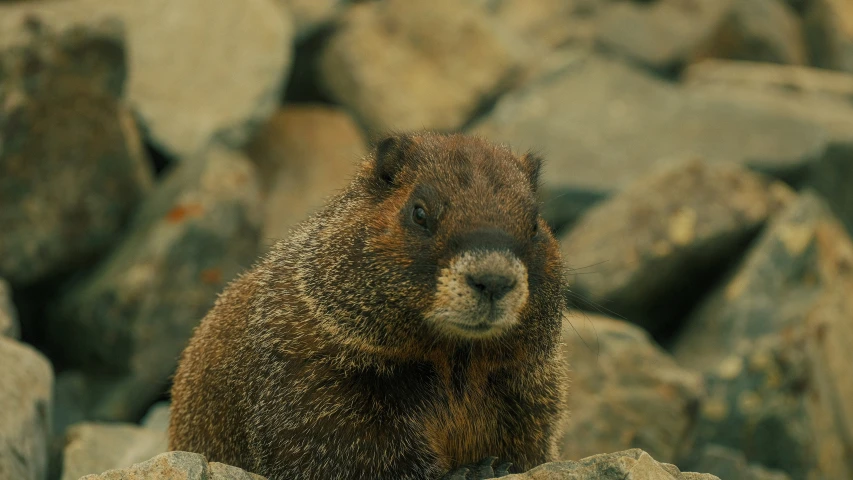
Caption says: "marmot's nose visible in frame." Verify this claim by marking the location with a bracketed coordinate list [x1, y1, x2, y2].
[466, 273, 516, 301]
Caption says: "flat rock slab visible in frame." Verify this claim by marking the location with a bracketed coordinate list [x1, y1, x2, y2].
[0, 337, 53, 480]
[79, 451, 265, 480]
[558, 158, 793, 332]
[0, 278, 19, 339]
[0, 0, 293, 159]
[558, 313, 704, 463]
[471, 53, 829, 195]
[0, 18, 153, 286]
[61, 422, 167, 480]
[502, 449, 719, 479]
[48, 143, 262, 422]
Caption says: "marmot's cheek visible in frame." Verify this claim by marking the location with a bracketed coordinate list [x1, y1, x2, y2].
[423, 250, 528, 339]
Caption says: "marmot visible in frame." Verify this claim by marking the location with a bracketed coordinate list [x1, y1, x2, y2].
[168, 132, 568, 479]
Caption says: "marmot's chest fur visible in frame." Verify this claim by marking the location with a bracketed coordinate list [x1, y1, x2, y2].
[169, 132, 568, 480]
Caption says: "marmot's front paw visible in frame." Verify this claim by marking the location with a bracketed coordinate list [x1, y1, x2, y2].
[441, 456, 512, 479]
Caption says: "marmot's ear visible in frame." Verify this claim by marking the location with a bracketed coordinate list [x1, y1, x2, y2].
[519, 151, 543, 193]
[373, 133, 416, 187]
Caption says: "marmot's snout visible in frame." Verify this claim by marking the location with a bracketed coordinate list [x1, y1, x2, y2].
[426, 245, 529, 339]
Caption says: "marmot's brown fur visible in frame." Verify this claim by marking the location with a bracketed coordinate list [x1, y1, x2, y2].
[168, 132, 568, 480]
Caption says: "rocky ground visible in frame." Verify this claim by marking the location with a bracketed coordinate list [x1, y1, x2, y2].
[1, 0, 852, 479]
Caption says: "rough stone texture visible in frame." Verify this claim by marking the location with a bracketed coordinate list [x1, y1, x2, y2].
[0, 337, 53, 480]
[502, 449, 720, 479]
[674, 191, 853, 479]
[0, 18, 153, 286]
[690, 445, 792, 480]
[60, 422, 167, 480]
[0, 0, 293, 159]
[471, 54, 829, 196]
[277, 0, 344, 40]
[558, 158, 793, 332]
[594, 0, 734, 71]
[245, 105, 366, 248]
[479, 0, 596, 50]
[140, 401, 170, 433]
[319, 0, 527, 134]
[47, 143, 262, 422]
[0, 278, 19, 339]
[558, 314, 705, 464]
[802, 0, 853, 73]
[79, 451, 266, 480]
[693, 0, 807, 65]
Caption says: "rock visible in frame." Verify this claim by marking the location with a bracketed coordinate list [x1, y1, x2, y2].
[140, 402, 170, 433]
[0, 337, 53, 480]
[277, 0, 345, 40]
[79, 451, 265, 480]
[802, 0, 853, 73]
[594, 0, 734, 71]
[319, 0, 527, 134]
[690, 444, 792, 480]
[479, 0, 597, 50]
[502, 449, 719, 479]
[558, 158, 793, 332]
[245, 105, 366, 248]
[0, 278, 19, 339]
[470, 53, 829, 197]
[558, 313, 705, 463]
[60, 422, 167, 480]
[693, 0, 807, 65]
[0, 18, 154, 286]
[672, 191, 853, 370]
[47, 143, 262, 422]
[0, 0, 293, 159]
[673, 191, 853, 478]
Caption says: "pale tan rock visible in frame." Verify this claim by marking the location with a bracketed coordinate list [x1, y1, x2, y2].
[79, 451, 266, 480]
[60, 422, 167, 480]
[0, 278, 19, 339]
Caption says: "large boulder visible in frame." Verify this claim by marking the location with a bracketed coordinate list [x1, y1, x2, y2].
[79, 451, 265, 480]
[503, 449, 719, 479]
[0, 337, 53, 480]
[47, 143, 262, 422]
[60, 422, 167, 480]
[558, 158, 792, 332]
[0, 0, 293, 159]
[0, 18, 153, 286]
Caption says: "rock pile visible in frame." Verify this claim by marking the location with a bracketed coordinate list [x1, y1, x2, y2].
[1, 0, 851, 479]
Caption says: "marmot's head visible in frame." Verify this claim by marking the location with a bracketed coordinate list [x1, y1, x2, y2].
[299, 132, 564, 352]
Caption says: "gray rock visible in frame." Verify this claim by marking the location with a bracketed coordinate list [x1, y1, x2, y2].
[694, 0, 807, 65]
[78, 451, 265, 480]
[594, 0, 733, 71]
[245, 105, 366, 250]
[47, 143, 262, 422]
[276, 0, 345, 40]
[0, 0, 293, 159]
[0, 18, 153, 286]
[802, 0, 853, 73]
[690, 444, 792, 480]
[478, 0, 597, 50]
[0, 278, 19, 339]
[0, 337, 54, 480]
[558, 313, 705, 464]
[140, 401, 170, 433]
[319, 0, 527, 133]
[558, 158, 793, 332]
[470, 53, 829, 197]
[502, 449, 720, 479]
[60, 422, 167, 480]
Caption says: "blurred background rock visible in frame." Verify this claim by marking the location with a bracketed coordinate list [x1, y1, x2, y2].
[0, 0, 851, 479]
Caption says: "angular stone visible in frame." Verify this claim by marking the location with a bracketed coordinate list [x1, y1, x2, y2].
[471, 54, 829, 196]
[47, 143, 262, 422]
[277, 0, 344, 40]
[690, 445, 792, 480]
[558, 314, 705, 463]
[319, 0, 527, 133]
[558, 158, 793, 332]
[0, 0, 293, 159]
[693, 0, 807, 65]
[0, 337, 53, 480]
[140, 401, 170, 433]
[502, 449, 719, 479]
[78, 451, 266, 480]
[0, 18, 153, 286]
[802, 0, 853, 73]
[0, 278, 19, 339]
[479, 0, 596, 49]
[245, 105, 366, 248]
[60, 422, 167, 480]
[594, 0, 734, 71]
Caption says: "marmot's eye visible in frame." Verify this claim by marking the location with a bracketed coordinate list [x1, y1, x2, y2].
[413, 206, 428, 226]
